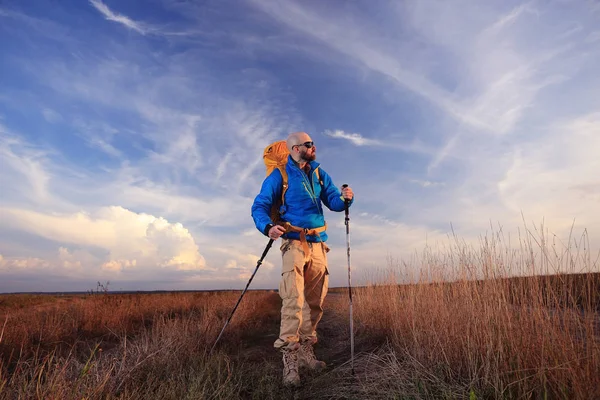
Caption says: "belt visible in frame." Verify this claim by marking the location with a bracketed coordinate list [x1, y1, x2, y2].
[282, 222, 327, 255]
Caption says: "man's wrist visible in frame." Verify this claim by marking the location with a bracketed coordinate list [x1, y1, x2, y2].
[264, 223, 274, 236]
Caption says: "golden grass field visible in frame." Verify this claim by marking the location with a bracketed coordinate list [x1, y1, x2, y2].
[1, 229, 598, 399]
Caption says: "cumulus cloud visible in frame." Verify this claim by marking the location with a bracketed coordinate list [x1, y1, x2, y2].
[0, 255, 51, 270]
[58, 247, 83, 270]
[101, 259, 137, 272]
[0, 206, 206, 274]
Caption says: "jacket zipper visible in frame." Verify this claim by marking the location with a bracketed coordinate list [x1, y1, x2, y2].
[294, 164, 323, 214]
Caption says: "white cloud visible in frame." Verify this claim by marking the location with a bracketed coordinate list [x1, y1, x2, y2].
[0, 255, 51, 270]
[216, 152, 233, 181]
[498, 113, 600, 232]
[58, 247, 83, 270]
[72, 119, 121, 157]
[102, 259, 137, 272]
[323, 129, 434, 155]
[0, 125, 53, 205]
[250, 0, 473, 126]
[250, 0, 549, 135]
[482, 3, 533, 35]
[89, 0, 148, 35]
[324, 129, 382, 146]
[0, 206, 206, 273]
[36, 53, 297, 196]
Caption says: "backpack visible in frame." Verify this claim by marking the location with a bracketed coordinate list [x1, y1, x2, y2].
[263, 140, 321, 223]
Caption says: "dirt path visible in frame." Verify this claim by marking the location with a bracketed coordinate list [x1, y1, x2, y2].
[234, 292, 383, 399]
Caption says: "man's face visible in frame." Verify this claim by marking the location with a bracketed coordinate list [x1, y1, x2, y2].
[297, 136, 316, 162]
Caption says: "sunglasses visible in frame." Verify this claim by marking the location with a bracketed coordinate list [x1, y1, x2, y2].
[294, 141, 314, 149]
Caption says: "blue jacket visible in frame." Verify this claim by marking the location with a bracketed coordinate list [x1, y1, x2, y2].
[251, 155, 354, 242]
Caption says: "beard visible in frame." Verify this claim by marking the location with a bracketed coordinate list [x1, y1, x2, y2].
[300, 149, 316, 162]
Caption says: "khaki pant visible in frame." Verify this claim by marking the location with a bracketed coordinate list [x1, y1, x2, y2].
[274, 238, 330, 349]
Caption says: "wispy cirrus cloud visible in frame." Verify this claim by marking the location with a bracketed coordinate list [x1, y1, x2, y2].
[0, 124, 54, 206]
[87, 0, 204, 38]
[249, 0, 481, 131]
[324, 129, 382, 146]
[89, 0, 148, 34]
[324, 129, 433, 155]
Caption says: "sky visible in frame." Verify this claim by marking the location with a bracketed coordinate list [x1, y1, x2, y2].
[1, 0, 599, 293]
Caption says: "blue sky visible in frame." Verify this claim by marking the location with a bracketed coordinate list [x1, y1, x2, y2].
[1, 0, 599, 292]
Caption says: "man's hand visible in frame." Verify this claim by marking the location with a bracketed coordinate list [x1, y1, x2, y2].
[268, 224, 286, 239]
[341, 185, 354, 201]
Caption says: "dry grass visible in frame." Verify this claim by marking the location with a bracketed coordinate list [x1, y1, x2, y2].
[349, 226, 600, 399]
[1, 223, 598, 399]
[0, 290, 281, 399]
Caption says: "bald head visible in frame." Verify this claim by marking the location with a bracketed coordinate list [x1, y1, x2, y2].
[286, 131, 316, 164]
[286, 131, 311, 152]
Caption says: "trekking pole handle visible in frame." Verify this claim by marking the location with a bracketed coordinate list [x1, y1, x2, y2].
[342, 184, 350, 225]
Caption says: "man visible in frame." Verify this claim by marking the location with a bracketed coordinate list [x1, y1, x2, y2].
[251, 131, 354, 387]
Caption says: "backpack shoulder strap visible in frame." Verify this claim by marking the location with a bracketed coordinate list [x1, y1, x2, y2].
[269, 166, 287, 224]
[278, 165, 288, 205]
[315, 167, 324, 188]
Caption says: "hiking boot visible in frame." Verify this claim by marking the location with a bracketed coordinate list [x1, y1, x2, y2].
[281, 344, 301, 387]
[298, 339, 326, 371]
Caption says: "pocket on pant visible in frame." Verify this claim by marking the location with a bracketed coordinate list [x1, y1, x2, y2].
[282, 240, 304, 274]
[279, 271, 299, 299]
[280, 239, 291, 254]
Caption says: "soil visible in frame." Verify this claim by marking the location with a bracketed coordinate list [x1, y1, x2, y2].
[234, 292, 384, 399]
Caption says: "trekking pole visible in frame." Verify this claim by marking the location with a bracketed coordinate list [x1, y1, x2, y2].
[210, 238, 275, 353]
[342, 184, 355, 375]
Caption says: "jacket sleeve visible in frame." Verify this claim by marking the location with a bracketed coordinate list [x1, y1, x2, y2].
[251, 169, 283, 236]
[319, 168, 354, 212]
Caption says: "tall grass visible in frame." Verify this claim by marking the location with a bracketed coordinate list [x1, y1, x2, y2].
[352, 225, 599, 399]
[1, 223, 598, 399]
[0, 290, 281, 399]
